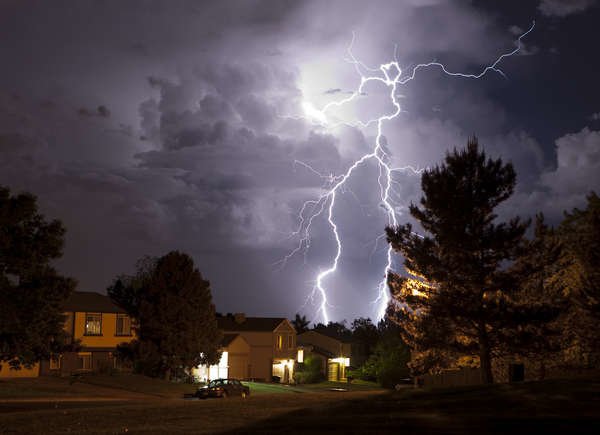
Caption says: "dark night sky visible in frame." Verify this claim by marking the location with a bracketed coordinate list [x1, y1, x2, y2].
[1, 0, 599, 323]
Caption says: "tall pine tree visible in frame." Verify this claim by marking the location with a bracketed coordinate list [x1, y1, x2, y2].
[557, 192, 600, 365]
[386, 138, 555, 383]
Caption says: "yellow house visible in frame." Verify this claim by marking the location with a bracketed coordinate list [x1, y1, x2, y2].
[40, 291, 136, 375]
[217, 313, 297, 383]
[297, 330, 352, 381]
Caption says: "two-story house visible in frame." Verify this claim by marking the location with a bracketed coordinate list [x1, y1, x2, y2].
[297, 330, 352, 382]
[212, 313, 297, 383]
[40, 291, 135, 375]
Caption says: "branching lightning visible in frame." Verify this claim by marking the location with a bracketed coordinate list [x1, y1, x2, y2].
[280, 22, 535, 323]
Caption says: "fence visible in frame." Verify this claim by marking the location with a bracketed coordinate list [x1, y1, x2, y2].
[420, 367, 482, 388]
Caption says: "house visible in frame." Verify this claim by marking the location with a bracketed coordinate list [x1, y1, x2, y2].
[297, 330, 352, 382]
[40, 291, 136, 375]
[214, 313, 297, 383]
[192, 333, 250, 382]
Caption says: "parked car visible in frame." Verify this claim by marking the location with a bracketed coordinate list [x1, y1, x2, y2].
[195, 378, 250, 399]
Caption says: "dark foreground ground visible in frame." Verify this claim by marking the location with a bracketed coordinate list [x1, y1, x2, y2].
[227, 377, 600, 435]
[1, 376, 599, 434]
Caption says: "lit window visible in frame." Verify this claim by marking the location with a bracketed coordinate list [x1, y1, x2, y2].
[84, 313, 102, 335]
[297, 349, 304, 363]
[277, 335, 283, 349]
[288, 335, 293, 349]
[49, 354, 61, 370]
[78, 352, 92, 370]
[115, 314, 131, 336]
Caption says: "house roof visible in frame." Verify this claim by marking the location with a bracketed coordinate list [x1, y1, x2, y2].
[217, 316, 289, 332]
[221, 333, 241, 347]
[304, 328, 353, 343]
[301, 344, 336, 359]
[63, 291, 126, 314]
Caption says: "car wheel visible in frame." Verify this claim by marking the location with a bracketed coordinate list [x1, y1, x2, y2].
[222, 391, 228, 398]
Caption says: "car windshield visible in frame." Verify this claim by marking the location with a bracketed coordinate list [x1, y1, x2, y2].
[208, 380, 224, 388]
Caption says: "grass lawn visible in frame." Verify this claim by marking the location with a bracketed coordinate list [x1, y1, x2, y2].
[77, 373, 194, 398]
[244, 382, 304, 394]
[0, 376, 144, 400]
[0, 374, 193, 400]
[1, 376, 598, 433]
[295, 379, 382, 392]
[0, 376, 380, 401]
[245, 379, 382, 395]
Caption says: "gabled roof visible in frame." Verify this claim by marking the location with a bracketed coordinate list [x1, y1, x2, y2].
[221, 333, 241, 347]
[217, 316, 289, 332]
[303, 328, 353, 343]
[63, 291, 126, 314]
[300, 344, 336, 359]
[298, 329, 353, 344]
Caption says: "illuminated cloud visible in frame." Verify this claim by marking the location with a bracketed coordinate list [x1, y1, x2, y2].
[0, 1, 598, 321]
[538, 0, 596, 17]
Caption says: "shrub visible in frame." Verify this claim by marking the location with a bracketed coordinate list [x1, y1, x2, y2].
[295, 356, 325, 384]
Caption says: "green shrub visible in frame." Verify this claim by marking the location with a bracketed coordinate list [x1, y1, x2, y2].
[351, 340, 410, 388]
[295, 356, 325, 384]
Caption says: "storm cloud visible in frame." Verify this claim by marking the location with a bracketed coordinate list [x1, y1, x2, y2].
[0, 0, 599, 322]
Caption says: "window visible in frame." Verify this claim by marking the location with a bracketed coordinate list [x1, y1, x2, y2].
[49, 354, 61, 370]
[277, 335, 283, 349]
[297, 349, 304, 363]
[84, 313, 102, 335]
[288, 335, 293, 349]
[115, 314, 131, 336]
[78, 352, 92, 370]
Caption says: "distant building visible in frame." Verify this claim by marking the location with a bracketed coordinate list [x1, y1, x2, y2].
[40, 291, 136, 376]
[204, 313, 297, 383]
[1, 291, 136, 378]
[297, 330, 352, 382]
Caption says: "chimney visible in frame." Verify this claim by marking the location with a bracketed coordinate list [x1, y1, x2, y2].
[234, 312, 246, 324]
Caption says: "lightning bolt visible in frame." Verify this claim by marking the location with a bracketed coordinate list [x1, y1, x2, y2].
[281, 22, 535, 323]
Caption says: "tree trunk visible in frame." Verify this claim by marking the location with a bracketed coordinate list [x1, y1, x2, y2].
[478, 322, 494, 384]
[164, 367, 171, 381]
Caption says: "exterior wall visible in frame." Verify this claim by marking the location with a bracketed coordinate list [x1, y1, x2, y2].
[70, 312, 135, 348]
[273, 322, 297, 360]
[0, 362, 40, 378]
[39, 310, 135, 376]
[237, 332, 273, 380]
[227, 337, 250, 380]
[40, 351, 118, 376]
